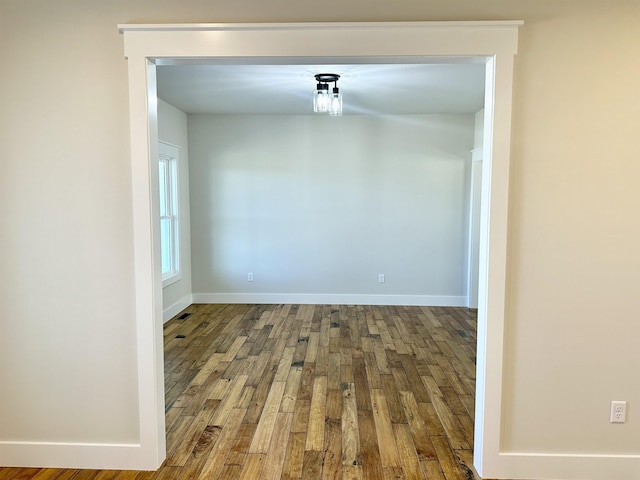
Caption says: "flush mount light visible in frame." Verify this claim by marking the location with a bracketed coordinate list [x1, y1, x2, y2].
[313, 73, 342, 116]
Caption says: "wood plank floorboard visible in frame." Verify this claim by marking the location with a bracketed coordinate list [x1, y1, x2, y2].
[0, 304, 508, 480]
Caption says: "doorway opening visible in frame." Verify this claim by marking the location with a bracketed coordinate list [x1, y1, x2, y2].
[157, 59, 485, 476]
[120, 22, 520, 478]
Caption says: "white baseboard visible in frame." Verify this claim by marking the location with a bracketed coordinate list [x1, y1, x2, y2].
[0, 441, 154, 470]
[490, 451, 640, 480]
[163, 293, 193, 323]
[191, 293, 466, 307]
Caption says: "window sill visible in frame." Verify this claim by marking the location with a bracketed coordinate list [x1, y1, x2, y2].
[162, 272, 182, 288]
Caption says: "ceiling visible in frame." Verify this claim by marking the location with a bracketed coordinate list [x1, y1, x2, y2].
[156, 60, 486, 116]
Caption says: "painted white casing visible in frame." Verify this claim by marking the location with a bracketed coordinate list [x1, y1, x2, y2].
[118, 21, 521, 476]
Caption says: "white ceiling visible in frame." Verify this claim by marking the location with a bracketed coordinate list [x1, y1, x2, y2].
[156, 61, 486, 116]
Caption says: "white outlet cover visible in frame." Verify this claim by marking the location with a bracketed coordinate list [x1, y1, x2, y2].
[610, 401, 627, 423]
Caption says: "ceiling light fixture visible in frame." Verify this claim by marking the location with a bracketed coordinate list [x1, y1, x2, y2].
[313, 73, 342, 116]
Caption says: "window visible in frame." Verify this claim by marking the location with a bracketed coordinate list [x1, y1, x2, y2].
[158, 142, 180, 286]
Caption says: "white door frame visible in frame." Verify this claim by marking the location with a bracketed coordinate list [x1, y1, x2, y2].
[119, 21, 521, 477]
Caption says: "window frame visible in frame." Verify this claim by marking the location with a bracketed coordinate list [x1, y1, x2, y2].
[158, 141, 181, 287]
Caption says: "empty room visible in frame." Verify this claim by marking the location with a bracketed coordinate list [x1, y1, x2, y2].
[156, 60, 485, 479]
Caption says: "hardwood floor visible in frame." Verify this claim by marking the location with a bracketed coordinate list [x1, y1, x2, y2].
[0, 304, 481, 480]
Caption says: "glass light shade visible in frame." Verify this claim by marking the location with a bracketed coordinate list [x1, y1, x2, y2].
[329, 92, 342, 116]
[313, 84, 330, 113]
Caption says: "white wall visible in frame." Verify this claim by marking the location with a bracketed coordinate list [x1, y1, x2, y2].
[501, 6, 640, 456]
[1, 0, 639, 477]
[0, 2, 140, 447]
[157, 100, 192, 321]
[188, 114, 474, 305]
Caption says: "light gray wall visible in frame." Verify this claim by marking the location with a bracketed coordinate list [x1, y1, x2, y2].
[188, 114, 474, 303]
[158, 100, 192, 321]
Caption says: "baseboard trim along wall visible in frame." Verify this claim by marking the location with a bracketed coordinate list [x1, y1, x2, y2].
[191, 293, 467, 307]
[497, 452, 640, 480]
[0, 442, 147, 471]
[163, 294, 193, 323]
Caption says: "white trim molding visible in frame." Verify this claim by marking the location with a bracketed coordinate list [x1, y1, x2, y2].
[0, 441, 145, 471]
[119, 20, 523, 33]
[497, 452, 640, 480]
[120, 21, 522, 476]
[163, 293, 193, 323]
[192, 293, 467, 307]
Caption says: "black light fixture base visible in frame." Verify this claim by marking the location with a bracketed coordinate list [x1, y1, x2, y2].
[314, 73, 340, 83]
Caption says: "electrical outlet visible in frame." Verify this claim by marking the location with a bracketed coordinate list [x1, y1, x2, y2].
[247, 272, 254, 282]
[378, 274, 385, 283]
[610, 401, 627, 423]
